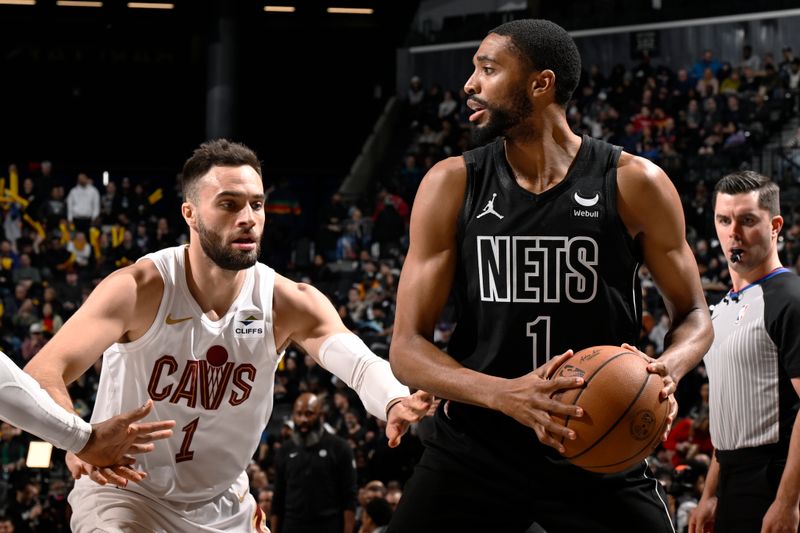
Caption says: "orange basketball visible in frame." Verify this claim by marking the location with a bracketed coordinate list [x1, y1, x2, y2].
[550, 345, 669, 474]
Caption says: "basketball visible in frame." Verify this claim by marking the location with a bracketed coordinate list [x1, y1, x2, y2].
[549, 345, 669, 474]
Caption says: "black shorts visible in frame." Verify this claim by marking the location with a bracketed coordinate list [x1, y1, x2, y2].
[715, 445, 793, 533]
[388, 402, 675, 533]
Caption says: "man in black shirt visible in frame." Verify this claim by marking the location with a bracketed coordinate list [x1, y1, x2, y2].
[273, 393, 358, 533]
[389, 18, 712, 533]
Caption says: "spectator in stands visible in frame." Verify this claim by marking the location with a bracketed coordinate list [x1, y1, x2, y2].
[739, 44, 761, 73]
[7, 477, 41, 533]
[438, 90, 458, 120]
[0, 423, 27, 476]
[37, 186, 67, 233]
[66, 232, 93, 271]
[65, 173, 100, 235]
[696, 68, 719, 97]
[406, 75, 425, 126]
[40, 302, 63, 335]
[358, 497, 392, 533]
[691, 49, 721, 81]
[20, 322, 47, 361]
[10, 255, 40, 286]
[99, 181, 119, 226]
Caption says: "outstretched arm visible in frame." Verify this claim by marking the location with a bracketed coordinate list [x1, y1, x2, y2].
[273, 276, 430, 447]
[25, 261, 168, 484]
[389, 158, 583, 452]
[0, 353, 173, 467]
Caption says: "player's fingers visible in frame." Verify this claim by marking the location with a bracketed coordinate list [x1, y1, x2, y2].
[541, 350, 573, 379]
[125, 443, 155, 454]
[542, 395, 583, 418]
[117, 400, 154, 425]
[385, 423, 404, 448]
[533, 426, 566, 454]
[116, 455, 137, 466]
[67, 462, 84, 480]
[545, 375, 585, 393]
[89, 469, 109, 486]
[134, 429, 174, 443]
[132, 420, 176, 435]
[109, 465, 147, 484]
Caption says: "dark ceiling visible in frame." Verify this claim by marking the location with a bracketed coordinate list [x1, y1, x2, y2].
[0, 0, 421, 179]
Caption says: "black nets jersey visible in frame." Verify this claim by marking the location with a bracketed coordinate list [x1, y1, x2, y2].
[448, 135, 643, 379]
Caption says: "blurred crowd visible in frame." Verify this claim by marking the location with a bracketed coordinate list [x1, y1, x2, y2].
[0, 42, 798, 532]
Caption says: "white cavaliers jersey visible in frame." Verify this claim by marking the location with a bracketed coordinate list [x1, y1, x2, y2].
[90, 245, 281, 503]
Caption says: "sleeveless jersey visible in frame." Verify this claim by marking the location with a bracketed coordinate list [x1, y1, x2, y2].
[90, 245, 281, 503]
[433, 136, 644, 461]
[450, 135, 642, 378]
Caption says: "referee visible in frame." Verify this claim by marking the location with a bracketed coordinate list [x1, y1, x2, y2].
[690, 171, 800, 533]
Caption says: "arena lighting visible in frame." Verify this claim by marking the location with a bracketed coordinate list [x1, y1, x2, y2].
[264, 5, 295, 12]
[0, 0, 36, 5]
[57, 0, 103, 6]
[128, 2, 174, 8]
[103, 171, 109, 187]
[327, 7, 373, 14]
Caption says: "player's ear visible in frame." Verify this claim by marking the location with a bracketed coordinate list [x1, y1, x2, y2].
[182, 202, 197, 230]
[531, 70, 555, 99]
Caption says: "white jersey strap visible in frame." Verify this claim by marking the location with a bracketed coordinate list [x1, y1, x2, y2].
[318, 333, 409, 420]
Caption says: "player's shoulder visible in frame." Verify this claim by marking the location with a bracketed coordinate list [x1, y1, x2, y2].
[97, 259, 164, 302]
[616, 151, 671, 190]
[421, 155, 467, 188]
[273, 274, 329, 314]
[414, 155, 467, 215]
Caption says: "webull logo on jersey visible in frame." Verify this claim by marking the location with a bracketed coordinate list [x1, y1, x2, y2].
[476, 236, 598, 303]
[571, 191, 603, 220]
[235, 313, 264, 337]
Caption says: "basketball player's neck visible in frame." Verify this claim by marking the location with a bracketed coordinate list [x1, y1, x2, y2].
[504, 112, 581, 195]
[185, 244, 247, 319]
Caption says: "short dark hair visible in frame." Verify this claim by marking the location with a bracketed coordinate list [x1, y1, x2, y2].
[365, 497, 393, 527]
[713, 170, 780, 216]
[488, 19, 581, 106]
[180, 139, 262, 201]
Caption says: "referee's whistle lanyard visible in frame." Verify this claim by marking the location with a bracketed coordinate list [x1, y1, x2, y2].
[724, 267, 790, 303]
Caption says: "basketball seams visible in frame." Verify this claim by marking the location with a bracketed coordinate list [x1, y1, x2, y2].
[550, 346, 669, 472]
[556, 350, 632, 445]
[563, 354, 650, 460]
[576, 375, 669, 471]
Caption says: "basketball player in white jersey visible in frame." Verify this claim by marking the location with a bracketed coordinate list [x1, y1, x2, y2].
[25, 139, 431, 532]
[0, 352, 173, 476]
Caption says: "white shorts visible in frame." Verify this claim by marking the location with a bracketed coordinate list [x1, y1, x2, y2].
[68, 471, 269, 533]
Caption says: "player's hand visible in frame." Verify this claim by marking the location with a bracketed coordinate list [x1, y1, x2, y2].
[77, 399, 175, 468]
[761, 497, 800, 533]
[385, 390, 433, 448]
[688, 494, 717, 533]
[497, 350, 584, 454]
[66, 451, 147, 488]
[622, 343, 678, 440]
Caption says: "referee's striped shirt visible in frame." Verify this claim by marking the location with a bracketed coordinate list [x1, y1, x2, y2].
[704, 268, 800, 451]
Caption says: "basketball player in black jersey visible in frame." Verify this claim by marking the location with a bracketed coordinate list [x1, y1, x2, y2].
[388, 19, 713, 533]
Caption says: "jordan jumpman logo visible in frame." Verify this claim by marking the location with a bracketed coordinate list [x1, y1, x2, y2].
[477, 193, 504, 219]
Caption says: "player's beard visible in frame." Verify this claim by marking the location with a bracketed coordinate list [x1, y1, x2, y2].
[197, 217, 260, 271]
[470, 89, 534, 146]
